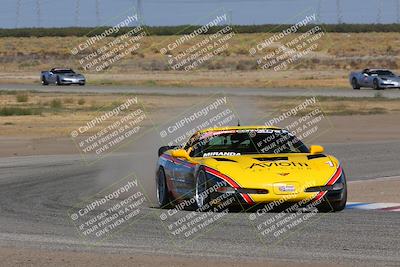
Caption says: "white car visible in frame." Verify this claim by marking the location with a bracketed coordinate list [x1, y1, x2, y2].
[349, 69, 400, 90]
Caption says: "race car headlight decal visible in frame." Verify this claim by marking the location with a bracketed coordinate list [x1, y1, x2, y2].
[305, 183, 344, 192]
[240, 188, 269, 194]
[332, 182, 344, 191]
[216, 186, 236, 194]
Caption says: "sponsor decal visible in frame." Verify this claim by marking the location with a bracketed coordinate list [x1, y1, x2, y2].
[249, 162, 309, 169]
[278, 185, 296, 192]
[203, 152, 241, 157]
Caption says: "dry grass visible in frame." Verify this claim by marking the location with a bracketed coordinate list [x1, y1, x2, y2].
[0, 92, 207, 137]
[0, 33, 399, 88]
[0, 92, 399, 138]
[0, 69, 351, 88]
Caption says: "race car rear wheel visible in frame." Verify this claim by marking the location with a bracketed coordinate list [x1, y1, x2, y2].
[156, 167, 171, 208]
[352, 78, 360, 90]
[195, 168, 211, 210]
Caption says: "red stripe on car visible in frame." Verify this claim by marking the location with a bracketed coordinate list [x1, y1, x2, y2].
[205, 166, 255, 205]
[313, 166, 343, 202]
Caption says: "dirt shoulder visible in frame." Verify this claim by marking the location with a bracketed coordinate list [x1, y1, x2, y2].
[0, 246, 342, 267]
[0, 69, 350, 89]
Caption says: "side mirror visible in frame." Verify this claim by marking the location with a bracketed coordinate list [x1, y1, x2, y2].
[310, 145, 324, 155]
[171, 149, 191, 160]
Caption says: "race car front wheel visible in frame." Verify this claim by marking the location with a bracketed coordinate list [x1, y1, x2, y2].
[156, 167, 171, 208]
[373, 79, 381, 90]
[317, 182, 347, 212]
[56, 76, 62, 86]
[195, 168, 211, 210]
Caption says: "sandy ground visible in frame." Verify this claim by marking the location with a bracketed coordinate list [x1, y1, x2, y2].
[0, 247, 346, 267]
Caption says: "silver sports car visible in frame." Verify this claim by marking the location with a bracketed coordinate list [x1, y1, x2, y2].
[41, 68, 85, 86]
[349, 69, 400, 90]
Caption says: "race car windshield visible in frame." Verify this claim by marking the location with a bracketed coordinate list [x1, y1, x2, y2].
[189, 131, 309, 157]
[371, 70, 395, 76]
[52, 69, 75, 74]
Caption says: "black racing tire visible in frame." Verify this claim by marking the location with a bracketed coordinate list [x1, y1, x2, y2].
[41, 76, 49, 86]
[373, 79, 381, 90]
[317, 183, 347, 212]
[351, 78, 360, 90]
[195, 167, 212, 210]
[79, 82, 85, 86]
[56, 76, 62, 86]
[156, 167, 171, 208]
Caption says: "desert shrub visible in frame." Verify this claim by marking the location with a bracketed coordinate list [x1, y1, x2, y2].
[0, 107, 41, 116]
[77, 98, 86, 105]
[50, 99, 63, 109]
[16, 93, 29, 102]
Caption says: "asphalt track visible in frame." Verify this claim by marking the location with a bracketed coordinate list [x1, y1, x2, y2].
[0, 84, 399, 265]
[1, 137, 399, 266]
[1, 83, 400, 98]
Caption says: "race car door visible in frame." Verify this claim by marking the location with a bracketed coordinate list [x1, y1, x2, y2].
[359, 71, 372, 87]
[170, 155, 196, 200]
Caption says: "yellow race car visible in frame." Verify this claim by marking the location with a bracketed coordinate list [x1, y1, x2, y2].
[156, 126, 347, 212]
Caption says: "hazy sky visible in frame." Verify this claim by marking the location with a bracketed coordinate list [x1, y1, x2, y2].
[0, 0, 399, 28]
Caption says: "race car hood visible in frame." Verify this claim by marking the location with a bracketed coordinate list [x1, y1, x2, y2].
[378, 75, 400, 81]
[199, 153, 340, 190]
[59, 73, 84, 78]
